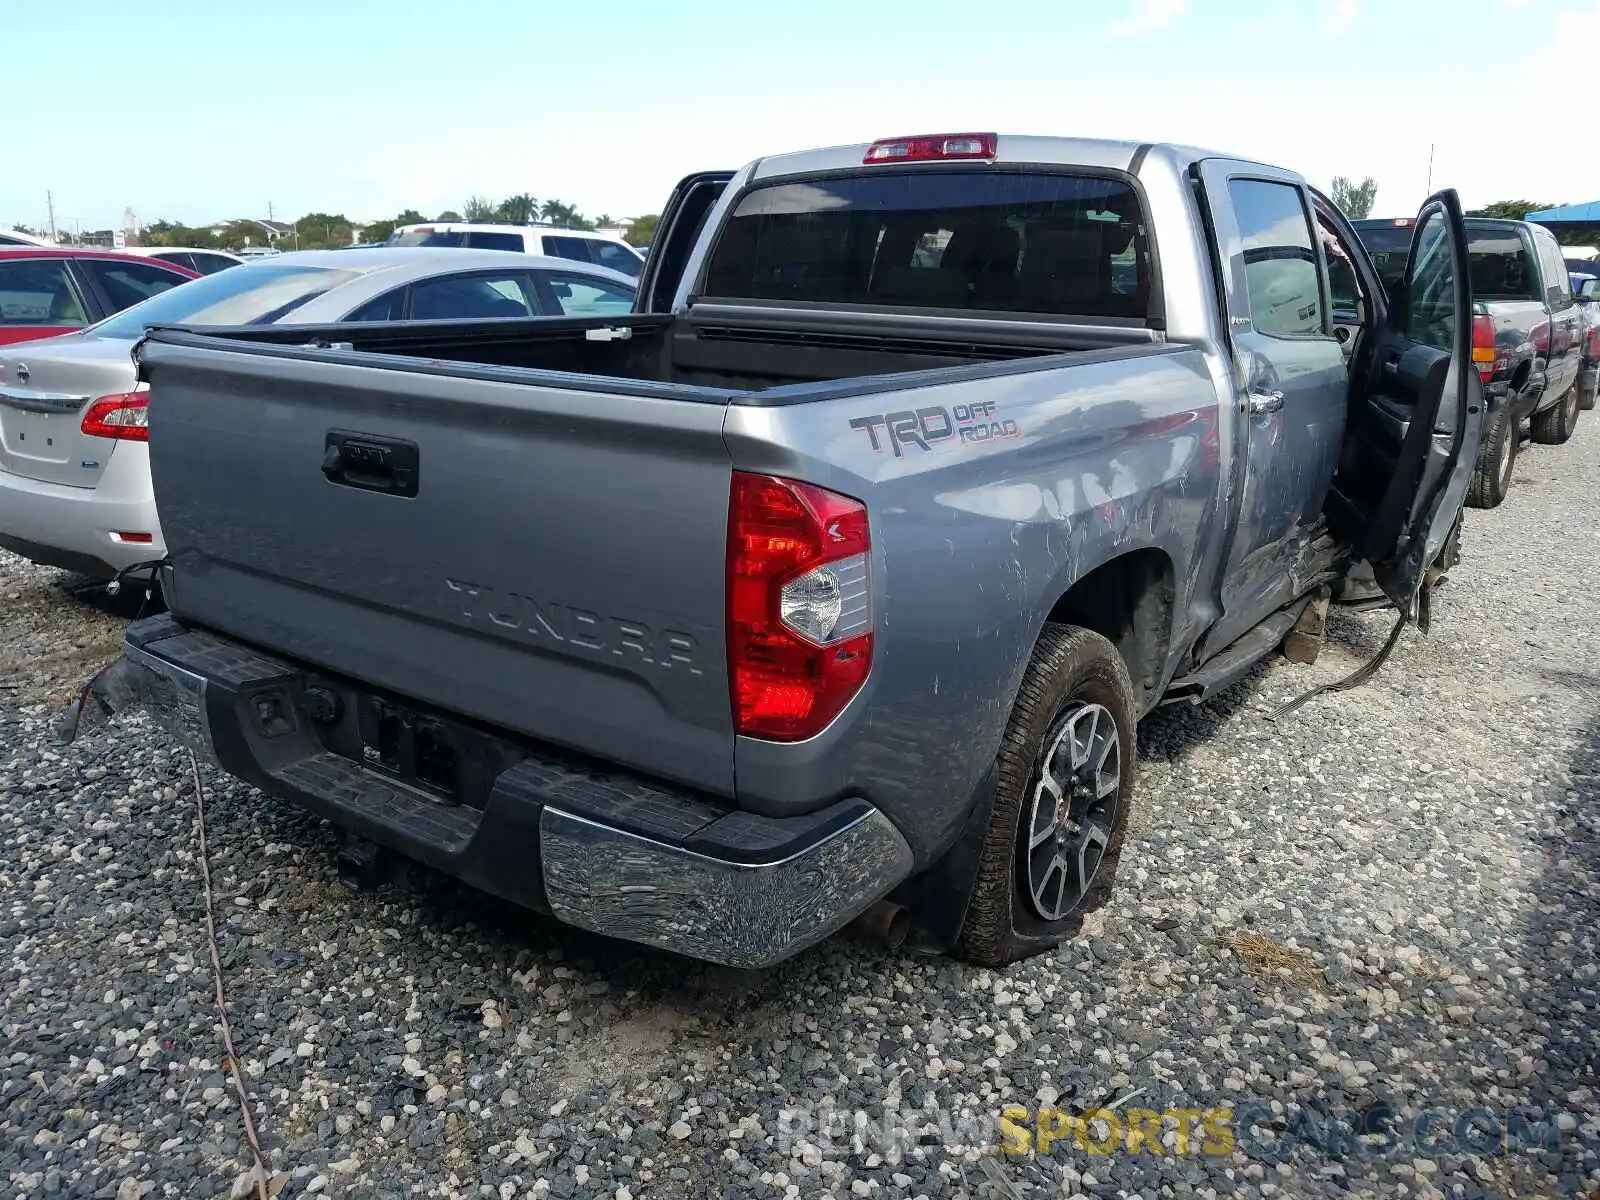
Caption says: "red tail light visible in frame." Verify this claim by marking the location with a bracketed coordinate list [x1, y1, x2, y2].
[864, 133, 997, 164]
[1471, 315, 1497, 382]
[728, 473, 872, 741]
[1586, 325, 1600, 361]
[80, 391, 148, 441]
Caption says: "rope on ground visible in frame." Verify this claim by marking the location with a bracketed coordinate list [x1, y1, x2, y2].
[1266, 612, 1408, 722]
[188, 749, 270, 1200]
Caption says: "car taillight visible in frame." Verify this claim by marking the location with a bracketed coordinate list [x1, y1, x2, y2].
[728, 472, 872, 741]
[1471, 315, 1497, 382]
[864, 133, 997, 164]
[80, 391, 148, 441]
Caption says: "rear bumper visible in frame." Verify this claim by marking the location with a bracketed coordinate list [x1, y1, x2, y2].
[112, 616, 913, 968]
[0, 452, 162, 578]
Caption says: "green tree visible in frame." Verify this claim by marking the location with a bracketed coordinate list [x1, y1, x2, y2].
[394, 209, 426, 225]
[624, 214, 659, 246]
[435, 210, 461, 222]
[1329, 176, 1379, 220]
[463, 195, 496, 221]
[293, 212, 354, 249]
[1467, 200, 1556, 220]
[496, 193, 539, 224]
[539, 199, 591, 229]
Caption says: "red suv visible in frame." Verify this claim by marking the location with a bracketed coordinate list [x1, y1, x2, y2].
[0, 248, 197, 346]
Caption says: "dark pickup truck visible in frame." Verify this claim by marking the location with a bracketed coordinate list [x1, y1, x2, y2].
[1355, 216, 1582, 507]
[103, 135, 1481, 969]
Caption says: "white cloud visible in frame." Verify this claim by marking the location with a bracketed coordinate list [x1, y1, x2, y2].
[1109, 0, 1189, 37]
[1321, 0, 1361, 37]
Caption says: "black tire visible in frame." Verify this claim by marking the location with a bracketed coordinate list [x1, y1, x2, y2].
[1466, 407, 1517, 509]
[1579, 384, 1596, 413]
[1530, 385, 1580, 445]
[953, 624, 1136, 967]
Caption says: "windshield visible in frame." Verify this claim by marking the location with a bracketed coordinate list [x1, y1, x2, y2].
[88, 264, 360, 338]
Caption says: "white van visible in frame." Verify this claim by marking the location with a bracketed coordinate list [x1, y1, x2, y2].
[387, 223, 644, 278]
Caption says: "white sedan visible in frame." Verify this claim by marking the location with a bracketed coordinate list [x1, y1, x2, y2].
[0, 248, 636, 580]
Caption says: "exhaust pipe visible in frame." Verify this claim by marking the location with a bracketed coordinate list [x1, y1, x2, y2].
[850, 900, 910, 951]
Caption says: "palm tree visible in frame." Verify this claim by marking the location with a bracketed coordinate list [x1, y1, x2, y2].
[497, 194, 539, 225]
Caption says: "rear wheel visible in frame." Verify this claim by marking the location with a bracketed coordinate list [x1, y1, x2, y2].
[953, 624, 1135, 967]
[1579, 382, 1596, 412]
[1467, 406, 1517, 509]
[1530, 385, 1580, 445]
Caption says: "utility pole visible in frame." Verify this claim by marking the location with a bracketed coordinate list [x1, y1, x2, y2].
[1425, 144, 1435, 195]
[46, 191, 57, 244]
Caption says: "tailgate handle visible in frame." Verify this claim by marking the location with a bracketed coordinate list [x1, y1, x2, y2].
[322, 431, 419, 498]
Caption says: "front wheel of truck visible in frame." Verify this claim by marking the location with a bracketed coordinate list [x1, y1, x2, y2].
[953, 624, 1136, 967]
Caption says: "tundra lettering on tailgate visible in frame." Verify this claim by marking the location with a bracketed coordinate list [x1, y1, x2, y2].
[444, 579, 702, 674]
[850, 401, 1021, 457]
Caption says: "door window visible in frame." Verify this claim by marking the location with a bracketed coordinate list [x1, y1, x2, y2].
[589, 241, 643, 278]
[1403, 211, 1458, 353]
[80, 259, 188, 312]
[0, 260, 90, 328]
[1533, 231, 1572, 306]
[538, 272, 636, 316]
[1227, 179, 1324, 337]
[409, 272, 535, 319]
[544, 236, 597, 265]
[344, 288, 406, 322]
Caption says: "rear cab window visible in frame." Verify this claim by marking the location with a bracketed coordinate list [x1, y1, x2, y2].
[700, 170, 1154, 321]
[1467, 227, 1540, 301]
[1352, 222, 1413, 294]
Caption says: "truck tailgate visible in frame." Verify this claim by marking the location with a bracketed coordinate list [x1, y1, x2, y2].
[140, 337, 736, 796]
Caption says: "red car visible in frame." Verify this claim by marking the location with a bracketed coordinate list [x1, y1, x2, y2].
[0, 248, 198, 347]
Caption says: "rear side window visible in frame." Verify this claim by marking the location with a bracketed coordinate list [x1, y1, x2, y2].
[390, 229, 465, 247]
[1466, 229, 1538, 301]
[0, 260, 90, 327]
[589, 241, 643, 278]
[465, 231, 525, 252]
[545, 236, 597, 265]
[188, 253, 239, 275]
[1227, 179, 1322, 337]
[702, 171, 1153, 320]
[81, 259, 187, 312]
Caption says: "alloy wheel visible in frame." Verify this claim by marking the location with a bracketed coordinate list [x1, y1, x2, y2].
[1023, 701, 1121, 921]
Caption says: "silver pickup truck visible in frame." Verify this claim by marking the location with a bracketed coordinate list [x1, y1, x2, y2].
[109, 133, 1481, 969]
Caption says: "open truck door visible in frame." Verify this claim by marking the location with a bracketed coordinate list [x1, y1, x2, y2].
[636, 171, 734, 314]
[1330, 189, 1482, 629]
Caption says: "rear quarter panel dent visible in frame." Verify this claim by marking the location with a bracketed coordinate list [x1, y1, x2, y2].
[723, 348, 1222, 860]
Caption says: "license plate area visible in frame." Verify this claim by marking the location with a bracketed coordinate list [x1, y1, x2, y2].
[357, 695, 463, 801]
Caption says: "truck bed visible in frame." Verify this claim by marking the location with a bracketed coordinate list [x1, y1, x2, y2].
[143, 307, 1158, 396]
[136, 312, 1185, 803]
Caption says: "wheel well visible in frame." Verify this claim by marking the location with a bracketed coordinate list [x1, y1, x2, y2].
[1044, 549, 1175, 708]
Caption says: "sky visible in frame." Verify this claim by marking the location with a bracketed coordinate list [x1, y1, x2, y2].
[5, 0, 1596, 234]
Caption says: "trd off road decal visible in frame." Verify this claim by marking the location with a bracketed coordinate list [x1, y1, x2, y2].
[849, 400, 1021, 457]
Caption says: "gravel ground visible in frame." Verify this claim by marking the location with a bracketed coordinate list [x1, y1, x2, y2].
[2, 424, 1598, 1200]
